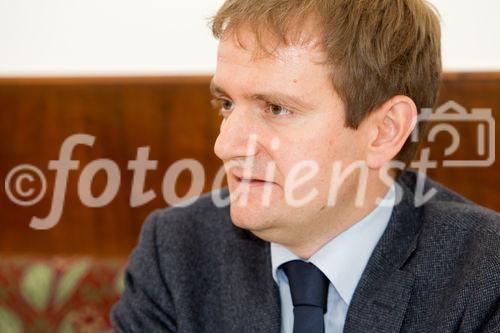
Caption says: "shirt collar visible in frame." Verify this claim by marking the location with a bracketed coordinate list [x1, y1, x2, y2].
[270, 183, 396, 305]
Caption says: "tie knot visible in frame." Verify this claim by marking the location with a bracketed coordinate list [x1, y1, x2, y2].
[280, 260, 330, 312]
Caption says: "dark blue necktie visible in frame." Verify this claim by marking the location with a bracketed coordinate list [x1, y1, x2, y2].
[281, 260, 330, 333]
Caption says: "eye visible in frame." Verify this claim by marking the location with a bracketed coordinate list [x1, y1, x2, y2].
[267, 104, 292, 116]
[211, 98, 234, 117]
[221, 99, 233, 111]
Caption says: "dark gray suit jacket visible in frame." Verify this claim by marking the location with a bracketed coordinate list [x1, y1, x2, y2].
[111, 171, 500, 332]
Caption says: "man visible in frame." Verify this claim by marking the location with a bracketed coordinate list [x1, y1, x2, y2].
[111, 0, 500, 332]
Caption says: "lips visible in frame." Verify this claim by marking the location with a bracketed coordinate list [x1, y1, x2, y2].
[234, 174, 267, 183]
[230, 170, 275, 185]
[237, 177, 267, 184]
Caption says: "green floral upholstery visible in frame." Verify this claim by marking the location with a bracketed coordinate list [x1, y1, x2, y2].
[0, 256, 126, 333]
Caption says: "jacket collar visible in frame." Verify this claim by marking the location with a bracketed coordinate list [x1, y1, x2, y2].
[343, 172, 424, 333]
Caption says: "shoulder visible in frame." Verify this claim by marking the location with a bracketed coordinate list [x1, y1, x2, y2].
[399, 170, 500, 239]
[137, 188, 242, 257]
[393, 173, 500, 332]
[398, 170, 500, 276]
[398, 171, 500, 286]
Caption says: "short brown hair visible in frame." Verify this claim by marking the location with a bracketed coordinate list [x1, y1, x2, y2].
[211, 0, 442, 167]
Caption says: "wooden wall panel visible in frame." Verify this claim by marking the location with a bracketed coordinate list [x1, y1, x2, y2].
[0, 77, 222, 256]
[425, 73, 499, 210]
[0, 73, 498, 256]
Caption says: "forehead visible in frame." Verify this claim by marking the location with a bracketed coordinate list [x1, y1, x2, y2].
[215, 27, 329, 93]
[216, 22, 326, 66]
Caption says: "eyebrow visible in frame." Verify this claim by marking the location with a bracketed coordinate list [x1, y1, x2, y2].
[209, 79, 316, 111]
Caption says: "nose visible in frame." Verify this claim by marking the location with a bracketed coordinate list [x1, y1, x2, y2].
[213, 107, 260, 162]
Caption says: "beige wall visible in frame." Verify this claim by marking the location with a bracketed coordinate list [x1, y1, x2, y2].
[0, 0, 499, 76]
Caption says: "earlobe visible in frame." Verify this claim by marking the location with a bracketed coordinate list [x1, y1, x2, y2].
[365, 96, 417, 169]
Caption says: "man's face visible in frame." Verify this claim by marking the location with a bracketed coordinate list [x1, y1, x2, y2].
[212, 27, 369, 244]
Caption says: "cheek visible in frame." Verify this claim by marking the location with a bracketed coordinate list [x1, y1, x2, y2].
[278, 133, 359, 189]
[270, 111, 358, 184]
[274, 143, 332, 192]
[283, 128, 348, 165]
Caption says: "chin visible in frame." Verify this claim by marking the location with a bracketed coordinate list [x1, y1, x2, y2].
[229, 204, 277, 232]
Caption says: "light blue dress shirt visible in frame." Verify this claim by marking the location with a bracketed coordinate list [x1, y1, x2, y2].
[270, 184, 396, 333]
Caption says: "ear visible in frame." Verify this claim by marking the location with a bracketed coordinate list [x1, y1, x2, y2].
[364, 96, 417, 169]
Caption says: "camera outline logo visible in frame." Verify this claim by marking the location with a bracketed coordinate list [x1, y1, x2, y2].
[411, 100, 495, 168]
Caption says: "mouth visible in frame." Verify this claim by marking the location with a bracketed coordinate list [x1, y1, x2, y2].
[232, 174, 275, 187]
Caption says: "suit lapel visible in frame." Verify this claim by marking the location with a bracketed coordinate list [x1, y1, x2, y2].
[344, 179, 423, 333]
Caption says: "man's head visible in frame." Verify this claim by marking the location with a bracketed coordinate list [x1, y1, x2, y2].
[210, 0, 441, 254]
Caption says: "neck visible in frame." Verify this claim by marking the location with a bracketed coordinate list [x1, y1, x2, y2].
[276, 175, 394, 259]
